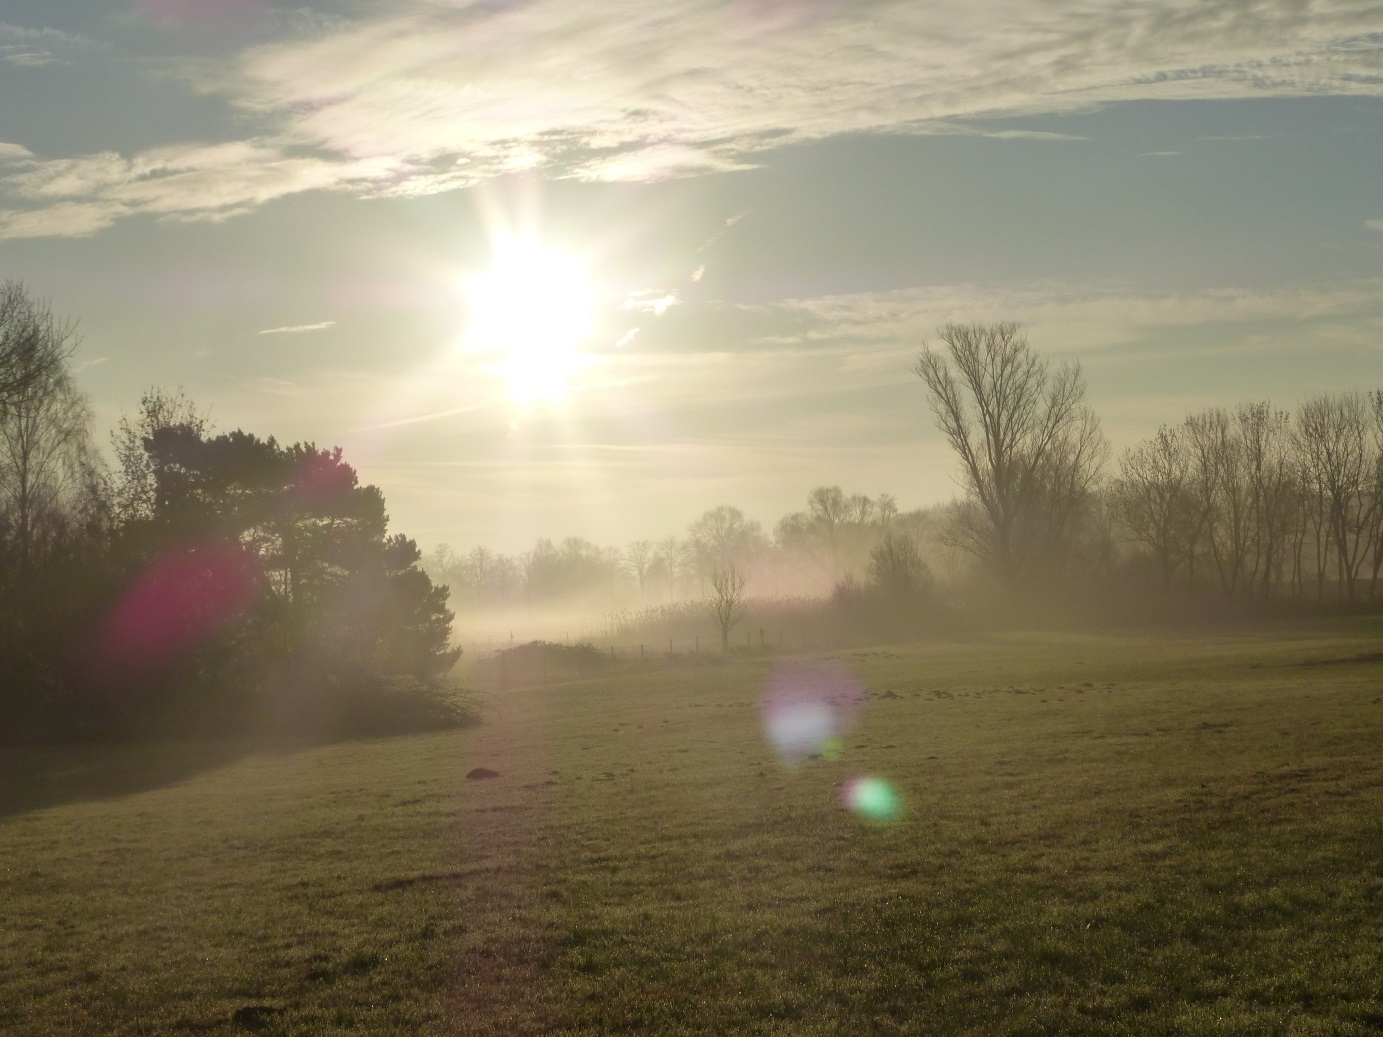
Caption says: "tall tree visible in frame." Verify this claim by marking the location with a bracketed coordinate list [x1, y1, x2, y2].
[0, 281, 78, 409]
[775, 486, 893, 585]
[0, 366, 101, 576]
[1295, 392, 1378, 601]
[116, 407, 459, 683]
[687, 505, 763, 591]
[914, 321, 1105, 584]
[627, 539, 655, 603]
[1112, 425, 1192, 587]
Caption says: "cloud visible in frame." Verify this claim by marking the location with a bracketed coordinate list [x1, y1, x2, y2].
[0, 21, 98, 67]
[0, 142, 34, 164]
[977, 129, 1088, 141]
[0, 201, 125, 238]
[747, 280, 1383, 359]
[8, 1, 1383, 233]
[0, 140, 403, 237]
[1367, 219, 1383, 232]
[623, 291, 679, 316]
[258, 320, 336, 335]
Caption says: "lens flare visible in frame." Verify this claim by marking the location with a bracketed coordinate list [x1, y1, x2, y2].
[841, 776, 901, 822]
[761, 660, 866, 763]
[91, 542, 262, 676]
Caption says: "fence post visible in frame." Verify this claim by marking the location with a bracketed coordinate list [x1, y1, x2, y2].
[610, 645, 615, 661]
[640, 644, 645, 662]
[669, 638, 673, 656]
[695, 635, 699, 655]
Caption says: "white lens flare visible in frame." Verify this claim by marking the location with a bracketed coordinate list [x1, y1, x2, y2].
[761, 661, 867, 763]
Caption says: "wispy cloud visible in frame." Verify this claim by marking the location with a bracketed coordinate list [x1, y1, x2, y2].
[623, 291, 679, 316]
[258, 320, 336, 335]
[349, 404, 484, 432]
[745, 280, 1383, 359]
[1366, 219, 1383, 232]
[6, 2, 1383, 233]
[0, 142, 34, 164]
[0, 21, 99, 66]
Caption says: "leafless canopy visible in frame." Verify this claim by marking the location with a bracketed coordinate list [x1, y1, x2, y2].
[914, 321, 1105, 583]
[0, 281, 79, 409]
[708, 563, 748, 650]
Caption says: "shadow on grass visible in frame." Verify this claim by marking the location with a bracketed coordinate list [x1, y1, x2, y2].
[0, 739, 250, 820]
[0, 680, 479, 821]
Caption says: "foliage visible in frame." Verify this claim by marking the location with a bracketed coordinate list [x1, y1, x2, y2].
[0, 321, 461, 741]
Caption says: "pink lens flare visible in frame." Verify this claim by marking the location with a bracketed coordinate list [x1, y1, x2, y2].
[92, 542, 262, 675]
[293, 449, 357, 504]
[761, 660, 867, 762]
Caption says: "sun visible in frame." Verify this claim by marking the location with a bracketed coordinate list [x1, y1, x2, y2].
[464, 236, 594, 403]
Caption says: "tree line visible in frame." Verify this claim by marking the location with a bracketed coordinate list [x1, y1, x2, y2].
[428, 321, 1383, 626]
[0, 282, 461, 743]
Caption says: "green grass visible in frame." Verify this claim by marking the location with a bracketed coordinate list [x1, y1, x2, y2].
[3, 626, 1383, 1035]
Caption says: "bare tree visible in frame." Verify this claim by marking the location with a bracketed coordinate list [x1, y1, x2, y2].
[1369, 391, 1383, 597]
[627, 539, 655, 602]
[1112, 425, 1192, 587]
[656, 535, 682, 602]
[866, 532, 932, 598]
[914, 321, 1105, 584]
[111, 387, 209, 522]
[0, 366, 102, 575]
[1295, 392, 1377, 601]
[687, 505, 763, 591]
[775, 486, 894, 585]
[1183, 408, 1256, 598]
[708, 563, 748, 650]
[1238, 402, 1297, 599]
[0, 281, 78, 409]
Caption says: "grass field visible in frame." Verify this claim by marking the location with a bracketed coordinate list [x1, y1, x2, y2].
[3, 624, 1383, 1035]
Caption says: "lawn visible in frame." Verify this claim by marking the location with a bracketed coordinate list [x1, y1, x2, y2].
[3, 624, 1382, 1035]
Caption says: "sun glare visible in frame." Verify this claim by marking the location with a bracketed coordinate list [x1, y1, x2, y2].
[464, 237, 594, 403]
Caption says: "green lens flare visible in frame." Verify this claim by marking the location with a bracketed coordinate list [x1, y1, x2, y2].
[843, 776, 900, 822]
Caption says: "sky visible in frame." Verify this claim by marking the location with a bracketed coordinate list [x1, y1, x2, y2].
[2, 0, 1381, 554]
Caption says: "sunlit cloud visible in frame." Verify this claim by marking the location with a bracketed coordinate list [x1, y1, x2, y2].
[0, 141, 404, 237]
[752, 280, 1383, 357]
[623, 291, 679, 316]
[0, 143, 35, 165]
[6, 1, 1383, 234]
[258, 321, 336, 335]
[0, 201, 124, 239]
